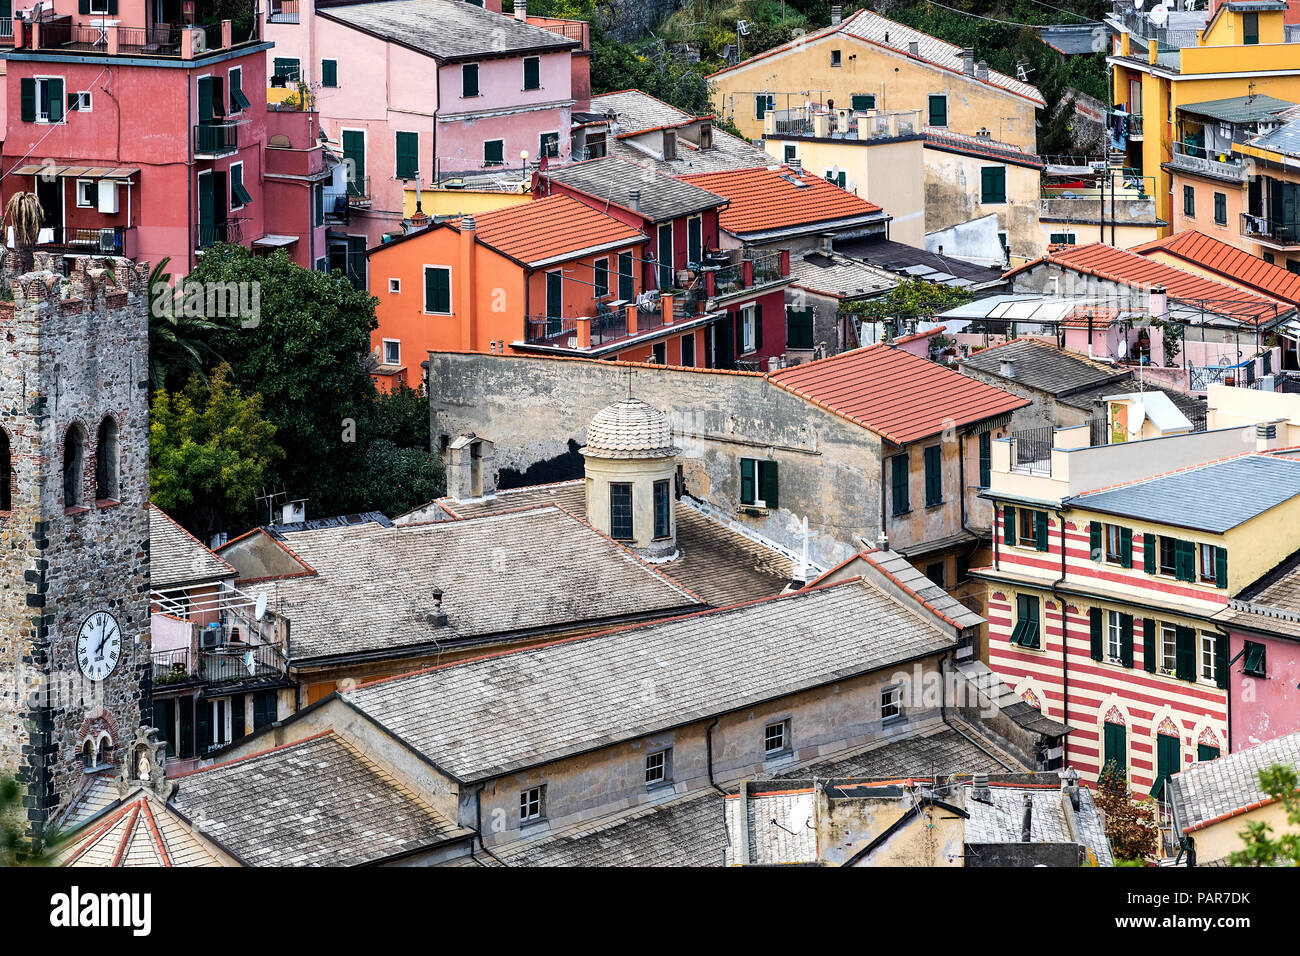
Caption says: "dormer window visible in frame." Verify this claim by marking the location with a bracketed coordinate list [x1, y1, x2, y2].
[699, 122, 713, 150]
[662, 129, 677, 161]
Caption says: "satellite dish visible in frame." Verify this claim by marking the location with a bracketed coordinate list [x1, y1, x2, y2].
[831, 164, 841, 177]
[1149, 3, 1169, 26]
[255, 592, 268, 621]
[1128, 402, 1146, 435]
[1134, 0, 1144, 9]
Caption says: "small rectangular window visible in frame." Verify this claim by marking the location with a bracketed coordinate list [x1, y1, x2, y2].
[740, 458, 778, 507]
[890, 452, 909, 515]
[382, 339, 400, 365]
[1242, 640, 1266, 677]
[653, 479, 671, 539]
[755, 93, 775, 119]
[1183, 184, 1195, 218]
[395, 131, 419, 180]
[388, 278, 401, 294]
[1201, 632, 1219, 684]
[1159, 536, 1178, 576]
[980, 166, 1006, 204]
[484, 139, 504, 167]
[462, 62, 479, 98]
[1160, 624, 1178, 675]
[520, 786, 545, 823]
[523, 56, 541, 91]
[1010, 593, 1040, 648]
[540, 131, 560, 158]
[925, 561, 945, 589]
[610, 482, 633, 540]
[645, 749, 671, 786]
[830, 49, 842, 67]
[594, 257, 609, 297]
[1199, 543, 1219, 584]
[424, 266, 451, 314]
[850, 93, 876, 111]
[321, 59, 338, 88]
[1214, 192, 1227, 225]
[1106, 610, 1123, 662]
[928, 94, 947, 127]
[923, 444, 943, 506]
[784, 143, 797, 161]
[881, 686, 902, 721]
[763, 720, 789, 755]
[75, 179, 97, 208]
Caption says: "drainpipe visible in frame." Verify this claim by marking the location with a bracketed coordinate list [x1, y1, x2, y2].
[879, 453, 888, 549]
[1048, 505, 1070, 766]
[706, 718, 729, 795]
[1217, 623, 1234, 753]
[471, 783, 509, 867]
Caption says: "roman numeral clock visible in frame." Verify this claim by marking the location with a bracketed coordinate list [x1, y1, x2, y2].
[77, 611, 124, 683]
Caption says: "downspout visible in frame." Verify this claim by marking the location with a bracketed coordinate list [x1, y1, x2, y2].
[879, 451, 888, 549]
[706, 718, 729, 796]
[1048, 505, 1070, 766]
[1219, 624, 1236, 753]
[472, 783, 509, 867]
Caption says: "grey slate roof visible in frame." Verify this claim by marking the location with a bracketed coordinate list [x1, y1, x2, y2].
[1247, 116, 1300, 159]
[1178, 94, 1297, 125]
[243, 506, 700, 663]
[852, 549, 986, 633]
[319, 0, 578, 62]
[961, 339, 1128, 397]
[835, 236, 1007, 290]
[962, 780, 1113, 866]
[171, 732, 464, 866]
[1071, 455, 1300, 534]
[1168, 731, 1300, 836]
[343, 578, 956, 782]
[1213, 549, 1300, 639]
[418, 480, 795, 608]
[582, 398, 680, 459]
[788, 250, 899, 301]
[149, 505, 237, 589]
[540, 156, 726, 223]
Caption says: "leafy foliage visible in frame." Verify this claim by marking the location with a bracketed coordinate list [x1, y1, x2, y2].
[353, 440, 447, 519]
[1095, 760, 1160, 864]
[1229, 763, 1300, 867]
[840, 278, 974, 329]
[150, 363, 285, 535]
[148, 257, 233, 391]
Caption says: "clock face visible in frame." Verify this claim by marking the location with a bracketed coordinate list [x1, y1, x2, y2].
[77, 611, 123, 682]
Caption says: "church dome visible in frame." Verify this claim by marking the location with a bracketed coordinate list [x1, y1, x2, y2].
[581, 398, 680, 460]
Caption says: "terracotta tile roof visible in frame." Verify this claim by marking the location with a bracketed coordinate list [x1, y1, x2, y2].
[465, 194, 646, 267]
[1003, 242, 1286, 325]
[1061, 305, 1123, 329]
[767, 343, 1028, 445]
[1133, 230, 1300, 305]
[677, 166, 884, 237]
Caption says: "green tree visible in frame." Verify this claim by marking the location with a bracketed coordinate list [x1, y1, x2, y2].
[371, 381, 432, 450]
[1229, 763, 1300, 867]
[1095, 760, 1160, 864]
[148, 257, 233, 391]
[841, 279, 973, 337]
[150, 363, 285, 536]
[0, 774, 55, 865]
[354, 439, 446, 518]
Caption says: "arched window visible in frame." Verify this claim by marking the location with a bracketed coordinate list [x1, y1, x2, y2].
[0, 428, 10, 512]
[63, 423, 86, 508]
[95, 416, 119, 502]
[81, 739, 96, 770]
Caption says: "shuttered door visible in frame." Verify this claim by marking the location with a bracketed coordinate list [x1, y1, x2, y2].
[759, 460, 779, 508]
[786, 307, 814, 350]
[618, 252, 634, 300]
[1152, 734, 1180, 799]
[20, 78, 36, 123]
[342, 130, 365, 197]
[1103, 721, 1126, 777]
[395, 131, 419, 180]
[1142, 618, 1157, 673]
[1089, 606, 1104, 661]
[1175, 625, 1196, 681]
[545, 271, 562, 336]
[688, 217, 702, 266]
[740, 458, 756, 505]
[658, 224, 673, 289]
[197, 75, 213, 124]
[1003, 506, 1015, 545]
[197, 174, 215, 247]
[1119, 613, 1134, 668]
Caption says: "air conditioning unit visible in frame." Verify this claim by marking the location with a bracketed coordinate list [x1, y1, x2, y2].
[200, 628, 222, 651]
[98, 229, 118, 254]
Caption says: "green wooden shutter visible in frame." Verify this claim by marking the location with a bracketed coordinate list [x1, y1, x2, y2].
[786, 308, 813, 350]
[1152, 734, 1180, 799]
[230, 164, 252, 207]
[1003, 506, 1015, 545]
[1214, 546, 1227, 589]
[1119, 613, 1134, 668]
[231, 70, 250, 110]
[1175, 539, 1195, 582]
[760, 460, 778, 509]
[1143, 534, 1156, 574]
[396, 131, 419, 180]
[1175, 626, 1196, 681]
[46, 78, 63, 123]
[79, 0, 90, 11]
[1142, 618, 1157, 673]
[1243, 640, 1266, 677]
[484, 140, 504, 166]
[197, 174, 215, 246]
[978, 431, 991, 488]
[924, 445, 942, 506]
[618, 252, 634, 300]
[1089, 607, 1103, 661]
[425, 267, 450, 313]
[195, 701, 211, 752]
[107, 0, 117, 13]
[314, 182, 324, 227]
[1197, 744, 1220, 762]
[1035, 510, 1048, 552]
[523, 57, 540, 90]
[892, 454, 909, 514]
[1103, 722, 1126, 776]
[20, 78, 35, 123]
[1215, 633, 1228, 689]
[981, 166, 1006, 204]
[755, 95, 767, 119]
[754, 302, 763, 351]
[463, 63, 479, 97]
[688, 217, 702, 266]
[322, 59, 338, 88]
[1119, 526, 1133, 569]
[342, 129, 365, 197]
[740, 458, 756, 505]
[594, 259, 609, 297]
[928, 94, 947, 127]
[230, 694, 246, 741]
[1089, 521, 1101, 560]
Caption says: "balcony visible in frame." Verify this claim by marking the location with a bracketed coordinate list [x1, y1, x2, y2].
[267, 0, 301, 23]
[0, 17, 12, 46]
[526, 16, 589, 49]
[195, 218, 247, 250]
[703, 250, 789, 301]
[150, 583, 289, 688]
[15, 7, 260, 58]
[322, 187, 351, 223]
[1241, 212, 1300, 250]
[194, 121, 239, 159]
[1167, 141, 1247, 183]
[37, 226, 137, 258]
[523, 290, 708, 351]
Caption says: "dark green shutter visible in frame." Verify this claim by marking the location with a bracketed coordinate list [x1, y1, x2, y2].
[396, 131, 419, 180]
[1089, 607, 1103, 661]
[198, 75, 213, 124]
[178, 698, 194, 759]
[1197, 744, 1220, 762]
[978, 431, 991, 488]
[425, 267, 450, 313]
[892, 454, 909, 515]
[981, 166, 1006, 204]
[231, 71, 250, 110]
[1103, 722, 1126, 776]
[46, 78, 63, 123]
[484, 139, 504, 166]
[196, 701, 211, 752]
[924, 445, 942, 506]
[79, 0, 90, 11]
[20, 78, 35, 123]
[322, 59, 338, 88]
[1119, 613, 1134, 668]
[107, 0, 117, 13]
[760, 460, 778, 509]
[230, 694, 246, 741]
[1152, 734, 1180, 799]
[1142, 618, 1157, 673]
[1175, 626, 1196, 681]
[1143, 534, 1156, 574]
[1243, 640, 1266, 677]
[463, 63, 479, 97]
[688, 217, 702, 266]
[928, 94, 947, 126]
[523, 57, 540, 90]
[740, 458, 756, 505]
[1175, 539, 1195, 582]
[618, 252, 634, 300]
[754, 302, 763, 351]
[594, 259, 609, 297]
[342, 129, 365, 197]
[1214, 546, 1227, 589]
[1119, 526, 1133, 569]
[1089, 521, 1101, 560]
[1035, 511, 1048, 552]
[1003, 506, 1015, 545]
[1215, 633, 1228, 689]
[314, 182, 324, 227]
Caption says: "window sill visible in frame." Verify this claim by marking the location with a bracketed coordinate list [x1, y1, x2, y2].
[64, 506, 90, 517]
[925, 500, 945, 509]
[646, 780, 674, 793]
[892, 509, 911, 518]
[738, 504, 769, 515]
[95, 498, 121, 510]
[882, 713, 905, 724]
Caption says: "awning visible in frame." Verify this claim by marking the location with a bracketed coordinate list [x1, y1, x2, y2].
[252, 234, 298, 248]
[9, 163, 139, 180]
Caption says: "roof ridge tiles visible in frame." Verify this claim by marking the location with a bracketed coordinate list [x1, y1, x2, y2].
[170, 729, 338, 780]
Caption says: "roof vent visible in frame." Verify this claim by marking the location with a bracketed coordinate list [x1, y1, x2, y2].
[999, 358, 1016, 379]
[1020, 792, 1033, 842]
[972, 772, 990, 802]
[788, 157, 803, 175]
[1258, 422, 1278, 440]
[976, 60, 989, 81]
[908, 40, 918, 56]
[831, 4, 843, 25]
[430, 589, 449, 627]
[962, 48, 975, 76]
[1062, 767, 1081, 811]
[630, 189, 642, 212]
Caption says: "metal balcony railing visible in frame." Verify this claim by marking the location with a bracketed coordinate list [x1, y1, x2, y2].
[1011, 426, 1054, 476]
[1169, 142, 1246, 182]
[38, 226, 136, 257]
[195, 218, 246, 249]
[194, 121, 239, 157]
[0, 17, 13, 43]
[1241, 212, 1300, 247]
[268, 0, 301, 22]
[346, 176, 371, 202]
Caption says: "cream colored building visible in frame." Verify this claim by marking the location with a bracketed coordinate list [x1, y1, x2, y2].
[710, 8, 1044, 151]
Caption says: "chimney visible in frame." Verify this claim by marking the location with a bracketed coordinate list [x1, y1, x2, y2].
[788, 157, 802, 176]
[445, 433, 496, 500]
[514, 0, 527, 21]
[630, 189, 642, 213]
[430, 589, 449, 628]
[1257, 420, 1287, 452]
[831, 4, 842, 25]
[460, 215, 477, 348]
[1020, 792, 1033, 842]
[1149, 285, 1167, 323]
[971, 772, 990, 802]
[817, 233, 833, 255]
[976, 60, 989, 81]
[999, 358, 1016, 379]
[280, 499, 306, 525]
[962, 48, 975, 76]
[908, 40, 919, 56]
[1062, 768, 1081, 811]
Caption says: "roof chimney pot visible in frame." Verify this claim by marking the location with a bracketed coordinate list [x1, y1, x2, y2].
[962, 48, 975, 76]
[831, 4, 843, 25]
[514, 0, 527, 21]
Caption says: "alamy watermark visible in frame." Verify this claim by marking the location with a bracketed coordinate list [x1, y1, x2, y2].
[152, 279, 261, 329]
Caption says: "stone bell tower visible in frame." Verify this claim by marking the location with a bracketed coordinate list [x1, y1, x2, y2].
[0, 252, 151, 846]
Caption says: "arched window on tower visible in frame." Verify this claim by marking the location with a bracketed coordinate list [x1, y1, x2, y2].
[95, 416, 119, 502]
[0, 429, 10, 512]
[81, 739, 96, 770]
[63, 424, 86, 509]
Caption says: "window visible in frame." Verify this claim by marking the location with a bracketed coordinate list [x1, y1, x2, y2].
[1102, 721, 1126, 777]
[462, 63, 480, 97]
[681, 333, 695, 367]
[1011, 508, 1047, 551]
[1183, 184, 1195, 218]
[94, 417, 118, 502]
[540, 131, 560, 158]
[1048, 232, 1076, 245]
[314, 182, 324, 227]
[740, 458, 778, 508]
[738, 304, 756, 353]
[1243, 640, 1266, 678]
[978, 431, 992, 488]
[484, 139, 504, 167]
[923, 444, 943, 506]
[1158, 536, 1178, 576]
[1214, 191, 1227, 225]
[69, 91, 92, 113]
[980, 166, 1006, 204]
[594, 257, 609, 297]
[618, 252, 634, 301]
[388, 278, 401, 294]
[76, 179, 97, 208]
[423, 266, 451, 314]
[610, 482, 633, 540]
[1106, 610, 1123, 662]
[396, 131, 419, 180]
[382, 340, 401, 365]
[520, 786, 545, 823]
[1104, 523, 1132, 567]
[830, 49, 842, 67]
[754, 93, 775, 119]
[657, 222, 674, 290]
[273, 58, 301, 82]
[88, 0, 110, 14]
[850, 93, 876, 111]
[1201, 631, 1221, 685]
[230, 162, 252, 209]
[645, 749, 671, 786]
[22, 77, 65, 124]
[252, 690, 276, 731]
[881, 686, 902, 721]
[1152, 733, 1180, 799]
[320, 59, 337, 88]
[1199, 542, 1227, 587]
[927, 94, 947, 127]
[763, 720, 789, 755]
[890, 452, 909, 515]
[687, 216, 703, 268]
[1159, 624, 1178, 675]
[1010, 593, 1040, 648]
[783, 143, 797, 162]
[653, 479, 671, 539]
[1243, 11, 1259, 44]
[925, 561, 945, 589]
[523, 56, 541, 91]
[63, 424, 85, 508]
[1197, 743, 1220, 762]
[787, 306, 814, 350]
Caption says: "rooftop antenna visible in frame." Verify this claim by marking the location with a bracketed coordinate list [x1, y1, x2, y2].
[625, 366, 636, 398]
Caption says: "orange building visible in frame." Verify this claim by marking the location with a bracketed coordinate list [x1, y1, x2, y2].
[368, 194, 731, 389]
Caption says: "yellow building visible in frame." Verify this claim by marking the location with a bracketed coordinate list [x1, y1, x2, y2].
[709, 9, 1044, 152]
[1109, 0, 1300, 233]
